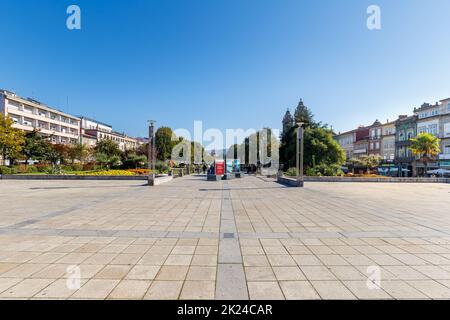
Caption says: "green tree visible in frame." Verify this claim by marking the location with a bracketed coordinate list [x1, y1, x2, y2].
[67, 143, 89, 164]
[122, 152, 147, 169]
[22, 130, 52, 164]
[350, 155, 382, 174]
[155, 127, 175, 161]
[410, 132, 441, 176]
[280, 100, 344, 172]
[50, 143, 70, 165]
[94, 139, 122, 169]
[0, 114, 25, 165]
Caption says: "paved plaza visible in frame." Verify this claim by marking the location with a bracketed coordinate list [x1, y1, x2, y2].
[0, 175, 450, 299]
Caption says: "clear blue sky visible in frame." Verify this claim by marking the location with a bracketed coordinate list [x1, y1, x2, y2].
[1, 0, 450, 144]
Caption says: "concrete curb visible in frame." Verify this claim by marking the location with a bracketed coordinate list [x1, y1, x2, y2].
[277, 175, 450, 184]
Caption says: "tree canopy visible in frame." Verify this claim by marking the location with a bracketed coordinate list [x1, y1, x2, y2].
[280, 99, 344, 171]
[0, 114, 25, 165]
[410, 133, 441, 161]
[155, 126, 175, 161]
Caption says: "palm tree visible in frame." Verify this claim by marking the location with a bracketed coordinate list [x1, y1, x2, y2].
[410, 133, 441, 177]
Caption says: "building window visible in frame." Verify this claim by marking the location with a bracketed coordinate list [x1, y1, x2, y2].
[23, 105, 33, 113]
[9, 114, 20, 123]
[445, 123, 450, 138]
[23, 118, 33, 126]
[8, 100, 20, 109]
[444, 145, 450, 154]
[447, 103, 450, 112]
[38, 122, 47, 129]
[429, 124, 438, 135]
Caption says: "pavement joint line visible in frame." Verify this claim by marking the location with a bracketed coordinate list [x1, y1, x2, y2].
[215, 181, 249, 299]
[1, 227, 450, 239]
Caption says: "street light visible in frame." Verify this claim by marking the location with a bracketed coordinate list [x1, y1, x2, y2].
[296, 122, 304, 187]
[148, 120, 156, 186]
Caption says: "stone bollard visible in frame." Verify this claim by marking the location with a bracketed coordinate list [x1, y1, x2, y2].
[148, 173, 155, 186]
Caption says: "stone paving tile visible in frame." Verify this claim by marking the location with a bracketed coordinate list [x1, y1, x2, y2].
[0, 278, 55, 298]
[144, 281, 183, 299]
[34, 278, 80, 299]
[413, 265, 450, 280]
[0, 278, 22, 294]
[343, 281, 392, 299]
[311, 281, 356, 299]
[248, 281, 285, 300]
[272, 266, 306, 281]
[186, 266, 216, 281]
[379, 280, 429, 299]
[164, 255, 193, 266]
[191, 254, 217, 266]
[328, 266, 367, 281]
[110, 253, 142, 265]
[94, 265, 132, 280]
[292, 254, 323, 266]
[70, 279, 119, 299]
[300, 266, 337, 281]
[279, 281, 319, 299]
[244, 267, 276, 281]
[156, 266, 189, 281]
[243, 255, 270, 267]
[107, 280, 151, 299]
[406, 280, 450, 299]
[0, 263, 48, 278]
[125, 265, 160, 280]
[30, 264, 71, 279]
[378, 265, 429, 280]
[180, 281, 215, 299]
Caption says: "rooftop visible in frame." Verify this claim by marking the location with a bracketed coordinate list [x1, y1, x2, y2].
[78, 116, 113, 129]
[1, 89, 80, 120]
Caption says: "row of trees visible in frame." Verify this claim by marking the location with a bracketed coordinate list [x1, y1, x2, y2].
[155, 126, 209, 164]
[1, 114, 207, 171]
[0, 114, 148, 170]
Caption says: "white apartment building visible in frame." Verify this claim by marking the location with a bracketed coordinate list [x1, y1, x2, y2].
[0, 89, 80, 144]
[80, 117, 137, 151]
